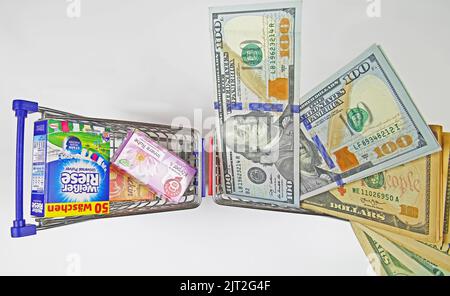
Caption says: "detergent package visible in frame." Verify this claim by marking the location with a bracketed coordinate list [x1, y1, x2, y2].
[30, 119, 110, 218]
[112, 129, 196, 202]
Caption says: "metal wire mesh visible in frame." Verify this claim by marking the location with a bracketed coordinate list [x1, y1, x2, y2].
[211, 134, 316, 215]
[34, 107, 202, 230]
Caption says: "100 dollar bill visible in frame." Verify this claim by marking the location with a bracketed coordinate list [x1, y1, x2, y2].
[299, 44, 441, 199]
[301, 126, 442, 243]
[210, 2, 302, 206]
[352, 223, 449, 276]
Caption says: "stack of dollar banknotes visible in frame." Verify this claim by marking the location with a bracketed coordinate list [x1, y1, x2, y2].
[210, 1, 449, 276]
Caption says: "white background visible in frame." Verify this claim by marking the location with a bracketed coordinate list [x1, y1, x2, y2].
[0, 0, 449, 275]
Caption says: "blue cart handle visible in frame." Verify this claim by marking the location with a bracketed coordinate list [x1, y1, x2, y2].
[11, 99, 39, 238]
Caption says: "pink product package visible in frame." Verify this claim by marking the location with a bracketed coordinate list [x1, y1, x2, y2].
[111, 129, 197, 202]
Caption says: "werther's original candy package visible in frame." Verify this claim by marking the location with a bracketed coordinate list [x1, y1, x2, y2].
[112, 129, 196, 202]
[30, 119, 110, 217]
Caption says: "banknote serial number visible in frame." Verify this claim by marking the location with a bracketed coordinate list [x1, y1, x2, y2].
[352, 123, 401, 151]
[352, 188, 400, 203]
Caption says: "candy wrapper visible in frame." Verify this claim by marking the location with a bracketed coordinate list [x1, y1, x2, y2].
[111, 129, 196, 202]
[109, 165, 157, 202]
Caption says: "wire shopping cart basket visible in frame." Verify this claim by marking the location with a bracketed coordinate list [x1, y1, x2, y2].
[208, 134, 316, 215]
[11, 100, 204, 238]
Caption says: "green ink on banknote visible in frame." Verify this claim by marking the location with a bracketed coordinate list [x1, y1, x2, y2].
[347, 107, 369, 132]
[364, 172, 385, 189]
[242, 43, 263, 66]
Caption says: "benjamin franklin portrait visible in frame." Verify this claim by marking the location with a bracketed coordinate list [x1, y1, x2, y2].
[222, 110, 294, 181]
[222, 109, 335, 194]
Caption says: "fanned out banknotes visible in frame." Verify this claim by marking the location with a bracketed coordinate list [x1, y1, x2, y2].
[304, 127, 450, 275]
[209, 1, 447, 275]
[298, 44, 441, 199]
[302, 125, 443, 243]
[348, 130, 450, 276]
[210, 1, 440, 209]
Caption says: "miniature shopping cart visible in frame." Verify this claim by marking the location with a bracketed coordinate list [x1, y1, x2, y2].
[208, 135, 315, 215]
[11, 100, 204, 238]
